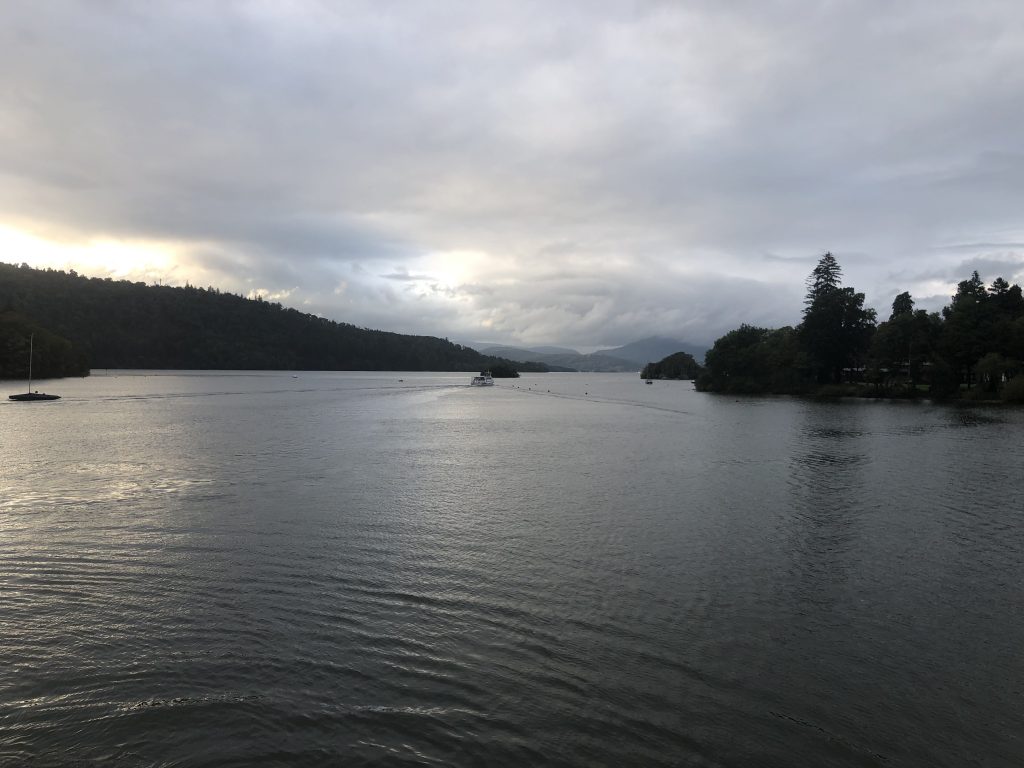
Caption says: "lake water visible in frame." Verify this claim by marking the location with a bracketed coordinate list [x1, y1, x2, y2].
[1, 371, 1022, 767]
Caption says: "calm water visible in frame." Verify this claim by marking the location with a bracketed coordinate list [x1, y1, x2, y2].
[1, 371, 1022, 767]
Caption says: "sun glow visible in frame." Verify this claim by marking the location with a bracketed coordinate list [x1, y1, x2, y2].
[0, 224, 181, 282]
[422, 249, 489, 290]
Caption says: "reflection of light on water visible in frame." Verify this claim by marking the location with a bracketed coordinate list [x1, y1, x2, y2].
[0, 461, 219, 514]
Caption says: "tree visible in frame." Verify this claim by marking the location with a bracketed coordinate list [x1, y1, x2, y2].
[952, 271, 987, 304]
[696, 325, 802, 393]
[988, 277, 1011, 298]
[939, 271, 991, 387]
[804, 251, 843, 308]
[868, 299, 941, 394]
[974, 352, 1017, 395]
[799, 253, 876, 384]
[890, 291, 914, 319]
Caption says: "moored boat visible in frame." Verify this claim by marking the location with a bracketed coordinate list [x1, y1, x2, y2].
[9, 392, 61, 401]
[8, 334, 61, 402]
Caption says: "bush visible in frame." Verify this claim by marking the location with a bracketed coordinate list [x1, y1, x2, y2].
[928, 358, 961, 399]
[1001, 376, 1024, 403]
[813, 384, 860, 398]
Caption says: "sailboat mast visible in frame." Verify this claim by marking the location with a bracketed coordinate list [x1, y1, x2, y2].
[28, 333, 33, 392]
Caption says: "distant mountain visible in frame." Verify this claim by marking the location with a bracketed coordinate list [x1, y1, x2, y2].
[463, 336, 709, 372]
[529, 345, 580, 355]
[595, 336, 708, 367]
[474, 343, 580, 356]
[476, 345, 548, 361]
[468, 344, 636, 372]
[475, 345, 578, 371]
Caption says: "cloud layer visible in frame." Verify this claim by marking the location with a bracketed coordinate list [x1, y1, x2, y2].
[2, 1, 1023, 347]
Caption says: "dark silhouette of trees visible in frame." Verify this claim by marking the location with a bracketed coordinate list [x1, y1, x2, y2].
[488, 363, 520, 378]
[698, 251, 1024, 400]
[800, 252, 876, 384]
[891, 291, 914, 318]
[696, 325, 802, 393]
[867, 294, 941, 392]
[640, 351, 702, 380]
[939, 271, 990, 386]
[805, 251, 843, 304]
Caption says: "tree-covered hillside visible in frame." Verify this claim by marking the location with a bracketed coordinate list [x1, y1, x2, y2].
[0, 263, 547, 376]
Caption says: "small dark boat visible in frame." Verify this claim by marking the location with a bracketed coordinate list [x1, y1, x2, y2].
[8, 334, 61, 402]
[10, 392, 61, 401]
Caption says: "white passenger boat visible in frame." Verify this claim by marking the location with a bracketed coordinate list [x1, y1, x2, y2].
[470, 371, 494, 386]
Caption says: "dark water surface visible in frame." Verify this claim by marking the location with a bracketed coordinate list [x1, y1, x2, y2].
[2, 371, 1022, 767]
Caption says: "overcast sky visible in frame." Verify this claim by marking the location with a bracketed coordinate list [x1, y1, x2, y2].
[2, 1, 1023, 349]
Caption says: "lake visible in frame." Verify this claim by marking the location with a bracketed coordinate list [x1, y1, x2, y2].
[1, 371, 1022, 767]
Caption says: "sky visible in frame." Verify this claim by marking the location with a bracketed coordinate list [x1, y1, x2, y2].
[2, 1, 1023, 350]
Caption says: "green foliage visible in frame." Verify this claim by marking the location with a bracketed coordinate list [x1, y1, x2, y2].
[640, 351, 702, 380]
[0, 263, 547, 375]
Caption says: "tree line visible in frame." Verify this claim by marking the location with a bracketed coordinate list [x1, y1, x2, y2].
[0, 263, 547, 377]
[695, 252, 1024, 401]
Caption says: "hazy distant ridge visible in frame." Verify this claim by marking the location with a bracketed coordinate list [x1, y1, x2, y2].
[595, 337, 708, 367]
[473, 336, 708, 372]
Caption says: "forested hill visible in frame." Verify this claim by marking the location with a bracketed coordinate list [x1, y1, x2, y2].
[0, 263, 547, 375]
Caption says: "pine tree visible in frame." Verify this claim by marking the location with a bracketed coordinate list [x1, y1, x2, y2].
[804, 251, 842, 313]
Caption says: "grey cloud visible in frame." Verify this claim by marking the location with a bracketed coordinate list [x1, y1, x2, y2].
[932, 242, 1024, 252]
[381, 268, 435, 282]
[954, 256, 1024, 283]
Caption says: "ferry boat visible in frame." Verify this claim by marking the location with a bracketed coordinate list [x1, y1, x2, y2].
[470, 371, 494, 386]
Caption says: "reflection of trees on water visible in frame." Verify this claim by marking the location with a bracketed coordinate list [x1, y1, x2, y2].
[782, 404, 872, 598]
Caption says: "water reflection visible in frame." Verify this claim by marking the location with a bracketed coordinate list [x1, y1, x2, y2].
[785, 404, 871, 582]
